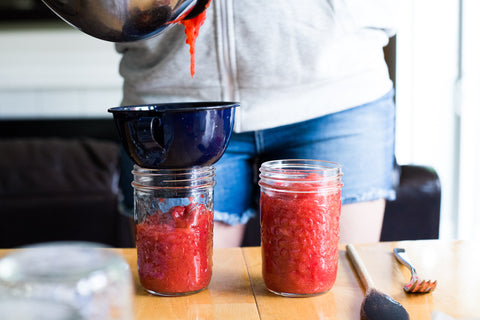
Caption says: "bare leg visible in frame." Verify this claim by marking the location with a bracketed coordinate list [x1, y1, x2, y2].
[213, 221, 247, 248]
[339, 199, 385, 244]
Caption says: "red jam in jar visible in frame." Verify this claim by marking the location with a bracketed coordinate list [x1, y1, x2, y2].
[132, 166, 215, 296]
[259, 159, 343, 297]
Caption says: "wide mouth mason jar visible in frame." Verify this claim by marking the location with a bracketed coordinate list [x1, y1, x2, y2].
[132, 165, 215, 296]
[258, 159, 343, 297]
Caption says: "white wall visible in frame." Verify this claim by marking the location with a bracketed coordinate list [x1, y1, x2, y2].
[0, 21, 122, 119]
[455, 0, 480, 240]
[394, 0, 480, 240]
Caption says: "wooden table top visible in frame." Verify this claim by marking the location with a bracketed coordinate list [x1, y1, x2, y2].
[1, 240, 479, 319]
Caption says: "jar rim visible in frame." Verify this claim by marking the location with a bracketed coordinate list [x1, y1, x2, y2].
[131, 165, 216, 190]
[132, 165, 215, 176]
[260, 159, 342, 175]
[259, 159, 343, 193]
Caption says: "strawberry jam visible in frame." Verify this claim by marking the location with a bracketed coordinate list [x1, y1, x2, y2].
[136, 202, 213, 295]
[259, 160, 343, 296]
[181, 0, 212, 77]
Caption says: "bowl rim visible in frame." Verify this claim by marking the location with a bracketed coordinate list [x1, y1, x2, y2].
[108, 101, 240, 114]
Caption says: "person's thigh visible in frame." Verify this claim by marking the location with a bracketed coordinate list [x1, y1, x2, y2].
[339, 200, 386, 243]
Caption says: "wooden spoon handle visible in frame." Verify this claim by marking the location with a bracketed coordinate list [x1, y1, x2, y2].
[346, 244, 376, 292]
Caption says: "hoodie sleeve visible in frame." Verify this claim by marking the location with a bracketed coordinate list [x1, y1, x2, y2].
[340, 0, 398, 37]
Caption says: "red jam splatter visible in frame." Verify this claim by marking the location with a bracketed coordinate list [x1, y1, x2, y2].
[180, 0, 211, 77]
[136, 202, 213, 294]
[260, 174, 342, 295]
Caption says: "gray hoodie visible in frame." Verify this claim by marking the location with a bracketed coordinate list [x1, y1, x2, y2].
[116, 0, 397, 132]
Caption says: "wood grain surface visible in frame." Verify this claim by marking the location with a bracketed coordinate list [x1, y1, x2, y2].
[1, 240, 479, 319]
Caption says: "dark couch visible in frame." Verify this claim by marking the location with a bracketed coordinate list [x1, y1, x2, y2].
[0, 119, 134, 248]
[0, 118, 441, 248]
[381, 163, 441, 241]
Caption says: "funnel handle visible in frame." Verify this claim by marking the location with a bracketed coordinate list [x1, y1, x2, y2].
[136, 117, 165, 152]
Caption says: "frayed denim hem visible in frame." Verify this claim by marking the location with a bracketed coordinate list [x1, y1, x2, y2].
[214, 208, 257, 226]
[342, 189, 396, 205]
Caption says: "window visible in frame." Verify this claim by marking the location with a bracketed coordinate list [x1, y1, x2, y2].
[396, 0, 480, 240]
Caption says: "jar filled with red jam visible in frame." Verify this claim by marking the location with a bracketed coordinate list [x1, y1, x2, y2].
[132, 165, 215, 296]
[259, 159, 343, 297]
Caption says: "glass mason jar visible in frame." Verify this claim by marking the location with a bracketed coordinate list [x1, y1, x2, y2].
[132, 165, 215, 296]
[258, 159, 343, 297]
[0, 242, 134, 320]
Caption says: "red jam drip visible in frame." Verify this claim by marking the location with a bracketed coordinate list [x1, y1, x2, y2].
[261, 173, 342, 295]
[136, 202, 213, 294]
[180, 0, 211, 77]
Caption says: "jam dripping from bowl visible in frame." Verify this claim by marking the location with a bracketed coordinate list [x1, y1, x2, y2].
[178, 0, 212, 77]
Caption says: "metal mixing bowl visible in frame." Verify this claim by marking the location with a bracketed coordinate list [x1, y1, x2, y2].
[41, 0, 209, 42]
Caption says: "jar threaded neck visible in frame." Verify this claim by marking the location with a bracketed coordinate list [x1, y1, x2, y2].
[259, 159, 343, 193]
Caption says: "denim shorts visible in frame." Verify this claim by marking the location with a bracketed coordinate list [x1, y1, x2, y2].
[214, 90, 396, 225]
